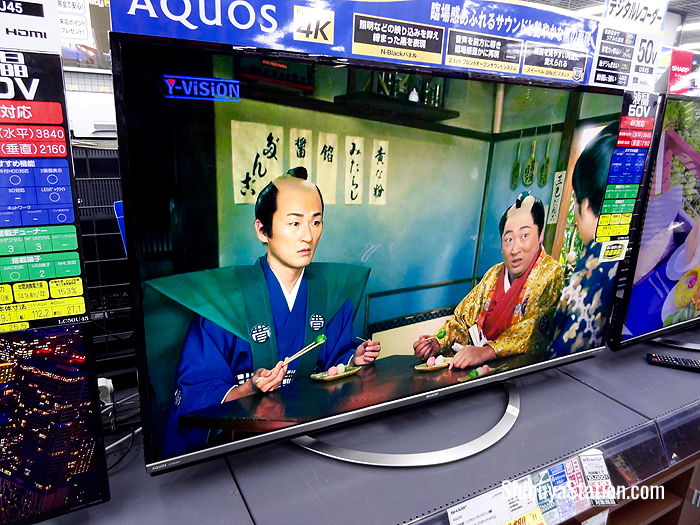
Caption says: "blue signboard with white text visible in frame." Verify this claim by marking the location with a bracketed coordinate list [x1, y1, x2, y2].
[112, 0, 600, 85]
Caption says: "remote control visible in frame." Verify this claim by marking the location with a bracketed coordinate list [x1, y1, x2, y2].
[646, 353, 700, 373]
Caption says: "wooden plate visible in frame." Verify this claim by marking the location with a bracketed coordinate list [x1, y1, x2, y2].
[414, 357, 452, 372]
[310, 366, 361, 382]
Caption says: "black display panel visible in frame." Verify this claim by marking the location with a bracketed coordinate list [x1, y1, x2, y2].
[112, 34, 629, 472]
[0, 325, 109, 524]
[616, 96, 700, 345]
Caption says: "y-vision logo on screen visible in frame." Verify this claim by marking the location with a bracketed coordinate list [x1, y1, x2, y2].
[163, 75, 240, 102]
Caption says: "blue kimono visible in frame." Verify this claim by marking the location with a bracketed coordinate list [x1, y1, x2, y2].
[155, 257, 368, 457]
[547, 242, 618, 358]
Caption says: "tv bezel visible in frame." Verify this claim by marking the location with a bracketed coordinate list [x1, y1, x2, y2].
[111, 32, 625, 474]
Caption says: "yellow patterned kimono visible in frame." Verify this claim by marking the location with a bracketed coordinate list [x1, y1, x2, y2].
[438, 250, 563, 357]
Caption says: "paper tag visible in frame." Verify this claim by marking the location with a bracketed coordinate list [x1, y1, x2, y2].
[531, 469, 560, 525]
[448, 477, 538, 525]
[447, 488, 511, 525]
[505, 476, 539, 516]
[579, 451, 616, 506]
[546, 458, 591, 522]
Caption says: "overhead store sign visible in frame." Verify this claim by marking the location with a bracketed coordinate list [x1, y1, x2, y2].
[113, 0, 600, 85]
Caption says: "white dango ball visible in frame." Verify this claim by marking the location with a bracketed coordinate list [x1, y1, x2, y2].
[435, 355, 445, 366]
[337, 363, 346, 374]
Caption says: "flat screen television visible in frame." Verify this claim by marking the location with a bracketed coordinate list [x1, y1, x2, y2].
[111, 34, 631, 473]
[0, 325, 109, 524]
[612, 96, 700, 347]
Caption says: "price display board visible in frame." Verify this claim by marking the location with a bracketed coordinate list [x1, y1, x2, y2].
[0, 49, 88, 332]
[595, 91, 661, 262]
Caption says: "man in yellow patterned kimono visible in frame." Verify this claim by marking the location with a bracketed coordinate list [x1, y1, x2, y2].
[414, 193, 563, 368]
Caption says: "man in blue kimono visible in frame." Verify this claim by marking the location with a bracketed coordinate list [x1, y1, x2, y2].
[146, 169, 380, 457]
[547, 124, 619, 357]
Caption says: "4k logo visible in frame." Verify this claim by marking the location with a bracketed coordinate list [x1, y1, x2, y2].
[293, 5, 334, 45]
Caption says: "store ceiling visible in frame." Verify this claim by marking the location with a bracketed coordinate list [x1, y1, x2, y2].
[540, 0, 700, 46]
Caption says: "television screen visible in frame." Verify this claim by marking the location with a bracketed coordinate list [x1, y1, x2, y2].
[618, 97, 700, 344]
[0, 325, 109, 524]
[112, 36, 628, 472]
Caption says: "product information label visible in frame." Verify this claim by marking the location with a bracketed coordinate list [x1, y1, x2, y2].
[445, 29, 522, 73]
[0, 49, 86, 331]
[595, 91, 659, 254]
[580, 451, 616, 506]
[352, 13, 444, 65]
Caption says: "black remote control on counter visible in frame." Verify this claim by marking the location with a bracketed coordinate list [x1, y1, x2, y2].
[647, 353, 700, 373]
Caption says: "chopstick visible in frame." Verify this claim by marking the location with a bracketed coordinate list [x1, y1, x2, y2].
[282, 340, 324, 366]
[356, 336, 367, 342]
[253, 337, 327, 383]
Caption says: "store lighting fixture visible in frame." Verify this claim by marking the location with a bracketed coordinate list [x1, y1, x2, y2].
[680, 42, 700, 50]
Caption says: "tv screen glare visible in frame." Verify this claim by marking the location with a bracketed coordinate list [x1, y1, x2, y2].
[619, 97, 700, 344]
[112, 36, 628, 471]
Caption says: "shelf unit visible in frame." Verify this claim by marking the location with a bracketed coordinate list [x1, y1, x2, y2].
[72, 146, 138, 387]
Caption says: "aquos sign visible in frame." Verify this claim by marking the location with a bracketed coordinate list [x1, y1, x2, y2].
[126, 0, 279, 33]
